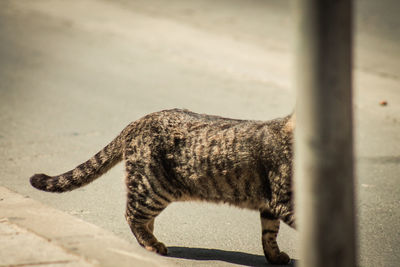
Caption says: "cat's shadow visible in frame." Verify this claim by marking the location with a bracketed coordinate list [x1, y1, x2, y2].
[167, 246, 297, 267]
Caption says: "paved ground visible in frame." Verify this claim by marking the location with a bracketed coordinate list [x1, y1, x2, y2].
[0, 186, 170, 267]
[0, 0, 399, 266]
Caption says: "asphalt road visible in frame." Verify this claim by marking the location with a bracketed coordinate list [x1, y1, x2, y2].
[1, 0, 399, 266]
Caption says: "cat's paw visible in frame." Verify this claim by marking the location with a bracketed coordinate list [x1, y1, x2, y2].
[267, 251, 290, 265]
[145, 242, 168, 256]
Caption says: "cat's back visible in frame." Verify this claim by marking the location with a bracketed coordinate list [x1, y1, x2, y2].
[127, 108, 252, 136]
[123, 108, 285, 148]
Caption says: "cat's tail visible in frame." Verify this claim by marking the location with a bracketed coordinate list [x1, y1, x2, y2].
[30, 134, 124, 193]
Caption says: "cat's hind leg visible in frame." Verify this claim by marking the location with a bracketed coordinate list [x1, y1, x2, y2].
[260, 209, 290, 265]
[125, 195, 168, 255]
[125, 174, 171, 255]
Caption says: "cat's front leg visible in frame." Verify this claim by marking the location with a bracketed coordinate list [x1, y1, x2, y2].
[260, 209, 291, 265]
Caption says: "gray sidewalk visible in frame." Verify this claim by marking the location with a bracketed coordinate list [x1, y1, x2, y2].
[0, 187, 171, 267]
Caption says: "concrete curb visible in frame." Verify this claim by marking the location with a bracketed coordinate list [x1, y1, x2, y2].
[0, 186, 172, 267]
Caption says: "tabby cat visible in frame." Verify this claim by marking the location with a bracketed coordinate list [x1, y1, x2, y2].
[30, 109, 295, 265]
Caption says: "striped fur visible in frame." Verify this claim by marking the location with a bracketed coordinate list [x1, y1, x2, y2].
[30, 109, 295, 265]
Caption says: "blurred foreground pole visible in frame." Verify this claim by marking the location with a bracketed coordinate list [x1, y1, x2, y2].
[294, 0, 356, 267]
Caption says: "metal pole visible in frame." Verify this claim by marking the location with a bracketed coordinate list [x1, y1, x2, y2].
[294, 0, 356, 266]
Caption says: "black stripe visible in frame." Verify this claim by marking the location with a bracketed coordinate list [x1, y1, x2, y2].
[145, 165, 175, 202]
[65, 170, 81, 189]
[233, 189, 241, 203]
[127, 178, 140, 190]
[149, 163, 176, 196]
[205, 146, 224, 199]
[129, 206, 152, 219]
[155, 147, 186, 198]
[234, 165, 242, 181]
[220, 123, 231, 130]
[258, 128, 266, 143]
[210, 139, 217, 147]
[282, 212, 294, 224]
[224, 175, 240, 202]
[226, 156, 234, 170]
[128, 189, 165, 211]
[258, 161, 272, 200]
[262, 229, 278, 236]
[256, 123, 266, 131]
[135, 188, 165, 208]
[126, 160, 140, 174]
[231, 127, 238, 148]
[278, 196, 291, 206]
[249, 124, 261, 143]
[83, 159, 96, 173]
[191, 138, 200, 175]
[128, 164, 169, 203]
[103, 142, 113, 159]
[134, 196, 165, 213]
[126, 205, 150, 222]
[244, 178, 252, 198]
[125, 146, 135, 157]
[210, 174, 224, 200]
[76, 162, 88, 176]
[260, 210, 276, 220]
[94, 152, 103, 166]
[131, 212, 151, 222]
[146, 177, 172, 203]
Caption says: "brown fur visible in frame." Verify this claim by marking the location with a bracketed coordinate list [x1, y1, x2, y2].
[30, 109, 295, 264]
